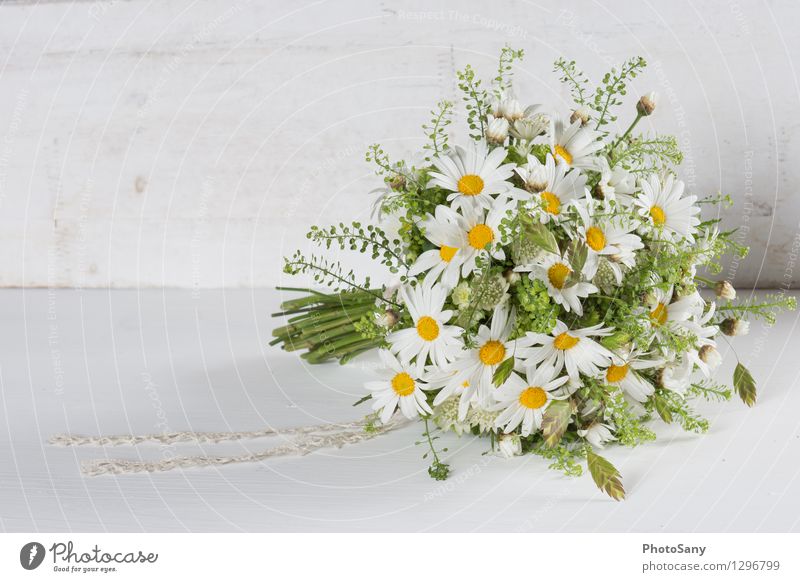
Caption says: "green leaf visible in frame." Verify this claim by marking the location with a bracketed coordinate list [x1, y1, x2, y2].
[541, 399, 573, 448]
[733, 362, 757, 407]
[653, 392, 673, 424]
[492, 357, 516, 387]
[566, 239, 588, 284]
[600, 331, 630, 350]
[352, 394, 372, 407]
[587, 450, 626, 501]
[523, 220, 559, 255]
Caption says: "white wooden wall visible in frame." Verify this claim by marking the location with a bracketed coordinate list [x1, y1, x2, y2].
[1, 0, 798, 289]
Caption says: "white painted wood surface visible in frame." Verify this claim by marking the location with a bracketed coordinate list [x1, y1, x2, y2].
[1, 288, 799, 532]
[0, 0, 799, 288]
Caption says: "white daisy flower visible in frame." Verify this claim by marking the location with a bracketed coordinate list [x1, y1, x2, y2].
[575, 196, 643, 281]
[514, 153, 587, 221]
[485, 114, 510, 145]
[409, 205, 467, 289]
[387, 277, 463, 373]
[684, 301, 721, 378]
[603, 347, 663, 402]
[516, 249, 597, 315]
[427, 304, 517, 418]
[634, 173, 700, 242]
[365, 350, 433, 423]
[549, 118, 605, 170]
[452, 198, 513, 274]
[595, 157, 637, 206]
[517, 320, 613, 381]
[428, 140, 515, 210]
[657, 355, 694, 395]
[577, 423, 616, 448]
[493, 362, 569, 436]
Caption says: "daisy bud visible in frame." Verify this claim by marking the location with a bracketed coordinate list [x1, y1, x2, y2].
[377, 309, 399, 329]
[388, 174, 406, 191]
[636, 92, 657, 116]
[485, 115, 510, 145]
[496, 433, 522, 458]
[570, 105, 591, 126]
[523, 164, 549, 193]
[715, 280, 736, 301]
[498, 98, 524, 122]
[698, 345, 722, 369]
[721, 317, 750, 336]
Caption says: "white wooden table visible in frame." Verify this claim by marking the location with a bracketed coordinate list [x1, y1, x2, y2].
[1, 289, 798, 532]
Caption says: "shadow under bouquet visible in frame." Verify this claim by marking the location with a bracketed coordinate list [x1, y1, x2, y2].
[272, 48, 795, 499]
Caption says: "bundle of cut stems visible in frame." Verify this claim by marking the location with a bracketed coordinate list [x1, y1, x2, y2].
[270, 287, 383, 364]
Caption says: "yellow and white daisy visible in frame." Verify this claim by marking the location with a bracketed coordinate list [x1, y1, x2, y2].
[517, 320, 613, 381]
[603, 347, 663, 402]
[514, 153, 587, 221]
[387, 277, 463, 373]
[634, 173, 700, 242]
[549, 118, 605, 170]
[452, 198, 512, 273]
[426, 304, 517, 418]
[366, 349, 432, 423]
[409, 205, 467, 289]
[644, 286, 703, 343]
[574, 196, 643, 280]
[516, 250, 597, 315]
[428, 140, 515, 210]
[492, 362, 569, 436]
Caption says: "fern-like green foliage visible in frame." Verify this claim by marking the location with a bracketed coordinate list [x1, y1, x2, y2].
[456, 64, 490, 140]
[553, 57, 590, 106]
[592, 56, 647, 131]
[422, 100, 453, 161]
[494, 46, 525, 97]
[307, 222, 408, 274]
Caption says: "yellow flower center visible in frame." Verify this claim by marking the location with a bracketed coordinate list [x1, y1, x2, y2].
[540, 191, 561, 215]
[553, 332, 580, 351]
[439, 245, 458, 263]
[606, 364, 629, 383]
[416, 316, 440, 341]
[553, 145, 573, 166]
[461, 380, 470, 389]
[519, 387, 548, 409]
[650, 303, 668, 326]
[457, 174, 484, 196]
[478, 340, 506, 366]
[586, 226, 607, 251]
[468, 224, 494, 250]
[650, 205, 666, 226]
[391, 372, 416, 396]
[547, 262, 572, 290]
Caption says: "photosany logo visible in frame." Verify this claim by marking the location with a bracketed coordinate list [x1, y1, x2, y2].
[20, 542, 46, 570]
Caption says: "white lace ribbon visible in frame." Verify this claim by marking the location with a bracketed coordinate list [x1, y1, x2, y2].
[49, 418, 410, 476]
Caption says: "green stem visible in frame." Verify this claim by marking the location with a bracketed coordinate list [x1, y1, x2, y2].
[611, 112, 643, 150]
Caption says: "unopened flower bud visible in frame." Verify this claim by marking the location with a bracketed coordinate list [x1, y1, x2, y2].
[636, 92, 657, 116]
[485, 115, 510, 145]
[503, 268, 520, 285]
[511, 115, 548, 141]
[378, 309, 399, 328]
[715, 280, 736, 301]
[570, 106, 591, 126]
[720, 317, 749, 336]
[498, 98, 524, 122]
[698, 345, 722, 369]
[523, 165, 549, 193]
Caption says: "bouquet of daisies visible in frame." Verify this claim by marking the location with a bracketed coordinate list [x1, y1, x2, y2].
[272, 49, 794, 499]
